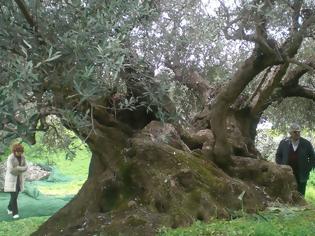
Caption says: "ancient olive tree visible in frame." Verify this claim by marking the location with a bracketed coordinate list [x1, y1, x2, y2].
[1, 0, 315, 235]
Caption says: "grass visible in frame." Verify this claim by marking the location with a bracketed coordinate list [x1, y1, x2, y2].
[305, 186, 315, 205]
[51, 146, 90, 178]
[0, 216, 49, 236]
[34, 145, 90, 195]
[158, 183, 315, 236]
[158, 207, 315, 236]
[35, 180, 85, 195]
[306, 171, 315, 205]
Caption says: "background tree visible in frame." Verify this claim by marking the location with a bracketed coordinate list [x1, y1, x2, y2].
[1, 0, 315, 235]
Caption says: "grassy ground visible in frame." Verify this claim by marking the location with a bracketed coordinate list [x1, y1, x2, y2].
[0, 137, 90, 236]
[0, 216, 49, 236]
[2, 186, 315, 236]
[159, 184, 315, 236]
[0, 193, 72, 221]
[2, 136, 315, 236]
[158, 207, 315, 236]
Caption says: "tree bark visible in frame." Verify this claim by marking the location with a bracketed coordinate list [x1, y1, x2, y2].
[32, 119, 304, 236]
[210, 52, 275, 167]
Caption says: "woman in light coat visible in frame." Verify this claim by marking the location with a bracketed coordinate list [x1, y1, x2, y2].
[4, 143, 28, 219]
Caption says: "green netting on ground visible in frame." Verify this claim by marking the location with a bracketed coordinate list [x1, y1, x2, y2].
[23, 182, 41, 199]
[0, 166, 77, 221]
[45, 166, 73, 182]
[0, 192, 73, 221]
[18, 166, 74, 199]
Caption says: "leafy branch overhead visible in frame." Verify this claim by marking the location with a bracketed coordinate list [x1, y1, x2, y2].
[0, 0, 315, 158]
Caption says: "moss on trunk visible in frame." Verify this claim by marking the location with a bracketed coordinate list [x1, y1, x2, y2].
[32, 121, 303, 236]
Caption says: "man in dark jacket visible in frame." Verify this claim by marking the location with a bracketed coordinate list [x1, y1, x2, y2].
[276, 123, 315, 195]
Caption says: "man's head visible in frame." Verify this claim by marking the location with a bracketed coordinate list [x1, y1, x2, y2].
[12, 143, 24, 158]
[289, 123, 301, 141]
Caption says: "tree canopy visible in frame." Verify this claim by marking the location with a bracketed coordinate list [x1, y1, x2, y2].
[1, 0, 315, 149]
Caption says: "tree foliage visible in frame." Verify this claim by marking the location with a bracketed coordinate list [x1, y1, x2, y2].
[0, 0, 158, 147]
[1, 0, 315, 150]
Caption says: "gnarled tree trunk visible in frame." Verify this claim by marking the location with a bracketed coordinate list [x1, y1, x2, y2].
[32, 116, 303, 236]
